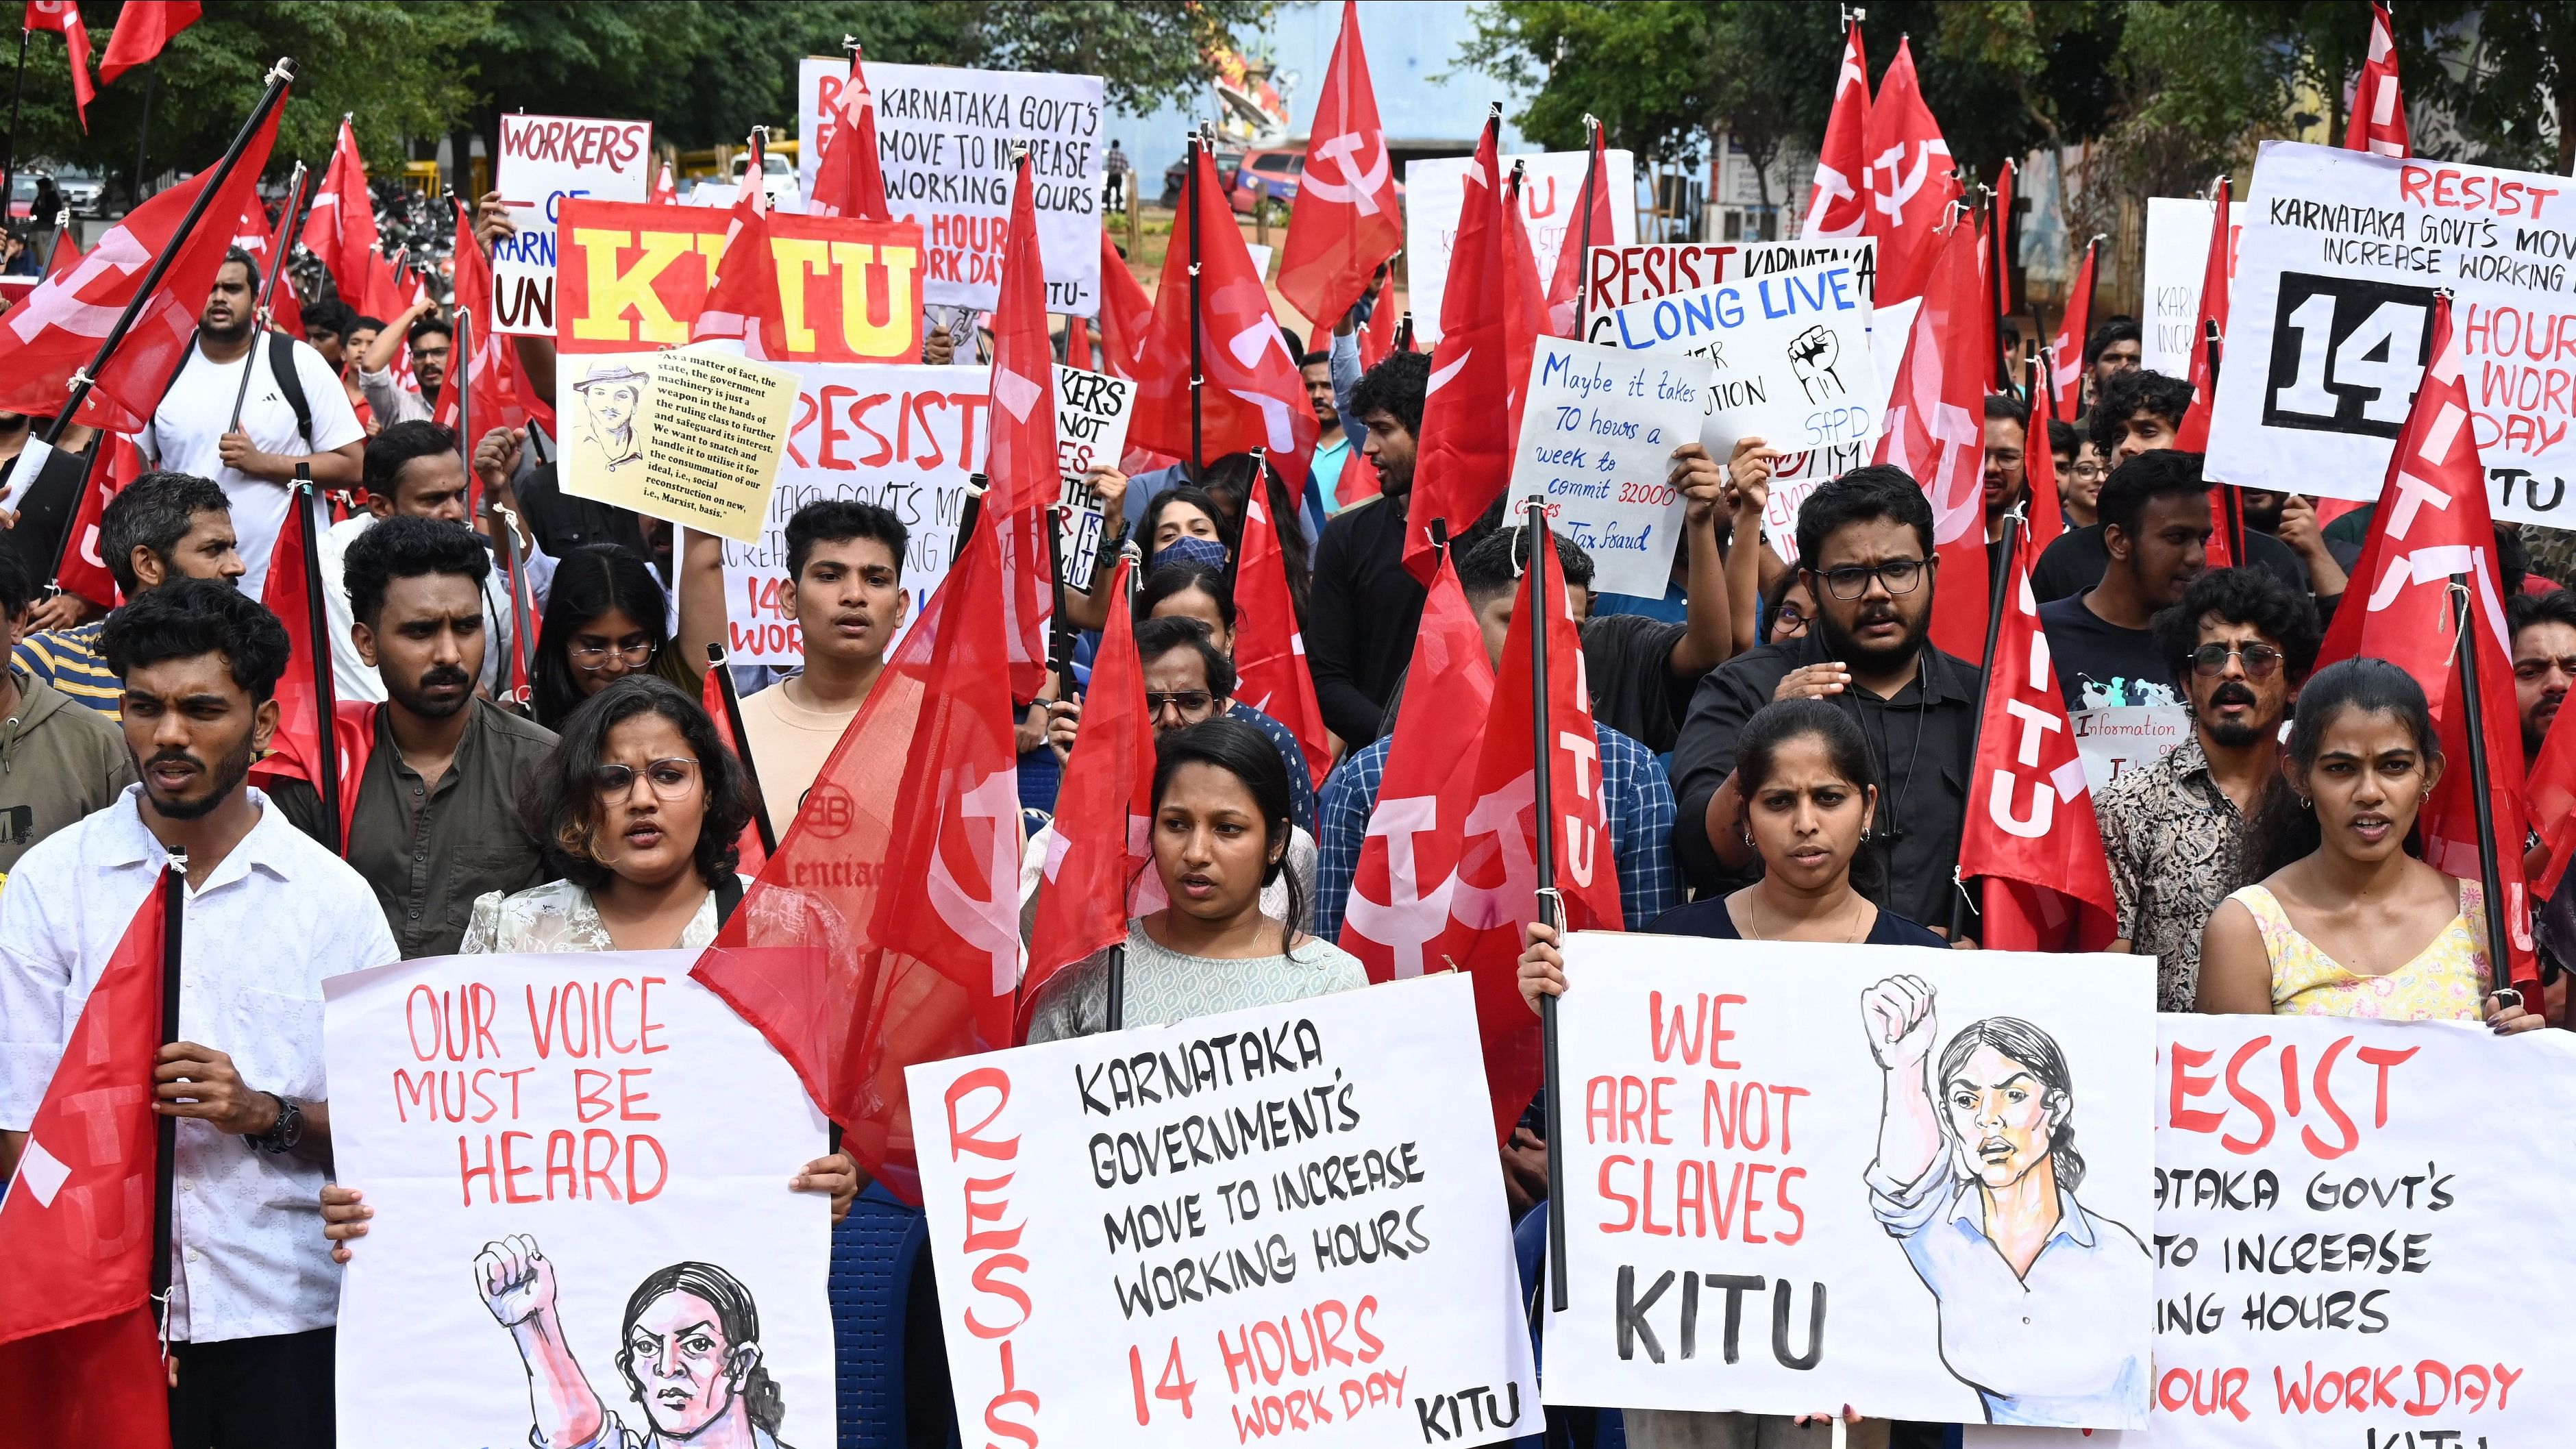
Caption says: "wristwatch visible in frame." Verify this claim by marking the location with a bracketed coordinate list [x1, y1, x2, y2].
[249, 1092, 304, 1155]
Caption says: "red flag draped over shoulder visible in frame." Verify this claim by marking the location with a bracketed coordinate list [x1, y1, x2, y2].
[1543, 123, 1613, 339]
[1234, 483, 1329, 786]
[1278, 0, 1400, 334]
[99, 0, 198, 86]
[2314, 293, 2538, 993]
[1959, 526, 2117, 950]
[303, 119, 379, 313]
[2048, 238, 2097, 423]
[1026, 558, 1152, 1031]
[1802, 18, 1870, 240]
[809, 47, 892, 222]
[692, 520, 1021, 1203]
[1860, 38, 1957, 305]
[980, 151, 1063, 703]
[0, 94, 280, 433]
[2346, 2, 2410, 158]
[25, 2, 94, 130]
[0, 881, 171, 1449]
[1873, 210, 1990, 662]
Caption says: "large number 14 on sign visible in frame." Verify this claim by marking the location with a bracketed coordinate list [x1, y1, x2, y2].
[1130, 1338, 1200, 1424]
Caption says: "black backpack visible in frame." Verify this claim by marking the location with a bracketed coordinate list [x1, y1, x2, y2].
[155, 329, 314, 447]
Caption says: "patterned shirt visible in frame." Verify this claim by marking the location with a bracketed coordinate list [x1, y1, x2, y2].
[2094, 734, 2249, 1011]
[1312, 721, 1678, 943]
[14, 619, 119, 717]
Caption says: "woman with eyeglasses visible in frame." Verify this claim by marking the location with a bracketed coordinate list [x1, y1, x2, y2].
[1761, 569, 1816, 647]
[529, 543, 708, 731]
[2061, 438, 2109, 529]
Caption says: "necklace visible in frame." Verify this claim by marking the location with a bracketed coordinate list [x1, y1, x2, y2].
[1737, 890, 1870, 943]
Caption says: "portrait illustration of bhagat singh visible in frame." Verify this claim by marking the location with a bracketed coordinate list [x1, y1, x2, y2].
[574, 363, 649, 473]
[478, 1234, 795, 1448]
[1860, 976, 2148, 1427]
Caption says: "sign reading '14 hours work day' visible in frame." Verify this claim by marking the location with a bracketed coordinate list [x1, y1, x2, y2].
[1509, 338, 1715, 598]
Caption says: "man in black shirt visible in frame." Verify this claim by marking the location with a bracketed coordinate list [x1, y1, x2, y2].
[1308, 351, 1431, 743]
[2037, 450, 2209, 712]
[1669, 466, 1982, 937]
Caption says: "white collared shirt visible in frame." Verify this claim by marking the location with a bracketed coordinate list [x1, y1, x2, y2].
[0, 785, 399, 1342]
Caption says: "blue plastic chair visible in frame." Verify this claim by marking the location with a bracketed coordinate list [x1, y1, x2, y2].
[831, 1181, 928, 1449]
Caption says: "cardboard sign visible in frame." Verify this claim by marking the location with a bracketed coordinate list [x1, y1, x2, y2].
[721, 363, 990, 665]
[1964, 1016, 2576, 1449]
[1544, 932, 2157, 1429]
[492, 114, 654, 336]
[1507, 337, 1714, 597]
[1581, 239, 1878, 341]
[2206, 140, 2576, 526]
[1596, 260, 1885, 462]
[325, 950, 834, 1449]
[2070, 706, 2193, 793]
[1766, 293, 1918, 565]
[1403, 148, 1636, 343]
[798, 58, 1106, 315]
[907, 972, 1540, 1449]
[2140, 197, 2245, 377]
[1055, 364, 1134, 595]
[562, 343, 799, 545]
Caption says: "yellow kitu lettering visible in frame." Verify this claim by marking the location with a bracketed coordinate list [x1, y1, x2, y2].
[571, 229, 699, 344]
[771, 237, 832, 353]
[830, 242, 917, 358]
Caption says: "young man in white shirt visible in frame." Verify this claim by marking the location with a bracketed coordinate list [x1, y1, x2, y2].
[317, 421, 533, 704]
[733, 501, 909, 831]
[140, 247, 367, 597]
[0, 578, 398, 1448]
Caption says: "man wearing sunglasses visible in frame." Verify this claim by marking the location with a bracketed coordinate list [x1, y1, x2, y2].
[2097, 568, 2318, 1011]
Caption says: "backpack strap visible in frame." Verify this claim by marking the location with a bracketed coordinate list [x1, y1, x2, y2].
[713, 871, 746, 928]
[266, 332, 314, 447]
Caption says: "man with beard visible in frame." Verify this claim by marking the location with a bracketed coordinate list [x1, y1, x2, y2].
[0, 578, 397, 1446]
[732, 501, 910, 830]
[2097, 568, 2317, 1010]
[354, 301, 446, 426]
[2037, 450, 2210, 712]
[1669, 466, 1983, 937]
[1307, 349, 1435, 743]
[2510, 590, 2576, 767]
[139, 247, 366, 597]
[268, 515, 555, 956]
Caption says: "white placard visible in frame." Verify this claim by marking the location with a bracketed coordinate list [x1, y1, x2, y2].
[1763, 292, 1918, 565]
[1246, 241, 1274, 280]
[1544, 932, 2157, 1429]
[1404, 149, 1636, 344]
[798, 58, 1106, 315]
[1509, 337, 1715, 597]
[2206, 140, 2576, 527]
[721, 363, 987, 665]
[2141, 197, 2245, 377]
[491, 114, 654, 336]
[2070, 705, 2192, 793]
[1, 435, 51, 513]
[1055, 364, 1133, 593]
[1965, 1015, 2576, 1449]
[1596, 260, 1884, 462]
[1581, 239, 1877, 340]
[906, 973, 1540, 1449]
[325, 950, 833, 1449]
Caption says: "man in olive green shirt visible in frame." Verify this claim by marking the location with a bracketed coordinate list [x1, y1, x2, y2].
[0, 550, 134, 882]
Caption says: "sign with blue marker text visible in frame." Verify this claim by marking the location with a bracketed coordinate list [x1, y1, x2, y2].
[1507, 337, 1716, 597]
[1596, 259, 1884, 464]
[492, 113, 655, 336]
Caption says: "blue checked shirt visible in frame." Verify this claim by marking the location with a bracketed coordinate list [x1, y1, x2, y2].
[1313, 721, 1678, 943]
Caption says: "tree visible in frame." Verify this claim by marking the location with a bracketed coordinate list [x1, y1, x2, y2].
[1454, 1, 1712, 163]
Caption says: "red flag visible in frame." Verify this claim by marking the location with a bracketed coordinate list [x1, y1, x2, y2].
[1400, 115, 1531, 584]
[1860, 38, 1959, 306]
[1096, 230, 1153, 380]
[1359, 280, 1397, 369]
[2529, 693, 2576, 896]
[2345, 2, 2410, 158]
[1874, 212, 1991, 662]
[436, 199, 529, 437]
[25, 1, 93, 129]
[256, 488, 337, 824]
[1498, 164, 1546, 416]
[0, 94, 280, 433]
[1341, 557, 1492, 980]
[2314, 293, 2538, 992]
[97, 0, 196, 85]
[1278, 0, 1401, 332]
[1063, 314, 1092, 371]
[691, 135, 781, 357]
[1801, 18, 1870, 240]
[692, 519, 1021, 1202]
[2022, 391, 2066, 549]
[39, 223, 80, 277]
[1026, 558, 1152, 1027]
[1126, 143, 1318, 499]
[1542, 124, 1614, 338]
[2047, 237, 2097, 423]
[260, 179, 308, 340]
[651, 162, 678, 205]
[0, 878, 171, 1449]
[1959, 527, 2118, 950]
[1235, 484, 1329, 787]
[699, 666, 770, 877]
[1991, 158, 2016, 320]
[809, 48, 892, 223]
[302, 119, 380, 313]
[2172, 176, 2231, 458]
[982, 152, 1063, 703]
[54, 430, 141, 606]
[1435, 530, 1623, 1142]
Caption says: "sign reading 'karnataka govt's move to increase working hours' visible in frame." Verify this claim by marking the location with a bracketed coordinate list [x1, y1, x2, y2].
[1508, 337, 1713, 598]
[1404, 148, 1637, 344]
[491, 113, 654, 336]
[325, 951, 835, 1449]
[1964, 1016, 2576, 1449]
[2207, 140, 2576, 527]
[908, 974, 1540, 1449]
[798, 58, 1106, 315]
[1544, 933, 2157, 1431]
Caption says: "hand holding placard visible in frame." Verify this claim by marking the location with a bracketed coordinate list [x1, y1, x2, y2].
[1507, 338, 1715, 598]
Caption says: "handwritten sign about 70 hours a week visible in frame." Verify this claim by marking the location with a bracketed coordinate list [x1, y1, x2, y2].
[1507, 338, 1715, 598]
[1596, 258, 1885, 464]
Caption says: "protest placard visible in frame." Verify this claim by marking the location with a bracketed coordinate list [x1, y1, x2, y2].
[1596, 260, 1885, 465]
[325, 950, 834, 1449]
[2069, 705, 2193, 793]
[1056, 364, 1135, 594]
[1508, 337, 1714, 597]
[798, 58, 1106, 314]
[562, 343, 798, 545]
[2141, 197, 2244, 377]
[906, 972, 1539, 1449]
[721, 363, 990, 665]
[2206, 140, 2576, 527]
[1404, 147, 1636, 343]
[1581, 239, 1878, 340]
[491, 114, 654, 336]
[1964, 1016, 2576, 1449]
[1544, 932, 2156, 1428]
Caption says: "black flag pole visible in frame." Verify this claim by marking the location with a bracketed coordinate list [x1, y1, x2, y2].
[295, 462, 343, 854]
[1525, 499, 1571, 1313]
[1950, 503, 2025, 942]
[707, 644, 779, 855]
[1570, 114, 1600, 341]
[43, 58, 296, 449]
[2451, 573, 2519, 1000]
[148, 845, 186, 1335]
[227, 160, 308, 432]
[1187, 127, 1204, 478]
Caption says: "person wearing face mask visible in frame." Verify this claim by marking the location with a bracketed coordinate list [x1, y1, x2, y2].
[1024, 717, 1366, 1042]
[1138, 485, 1235, 575]
[2095, 569, 2318, 1011]
[2199, 658, 2540, 1031]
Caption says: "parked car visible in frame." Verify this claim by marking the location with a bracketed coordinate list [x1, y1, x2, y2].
[730, 149, 800, 210]
[53, 167, 103, 217]
[6, 173, 47, 221]
[1227, 149, 1302, 221]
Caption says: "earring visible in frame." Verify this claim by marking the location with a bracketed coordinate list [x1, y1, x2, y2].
[2299, 796, 2313, 810]
[1861, 825, 1874, 841]
[1739, 826, 1754, 847]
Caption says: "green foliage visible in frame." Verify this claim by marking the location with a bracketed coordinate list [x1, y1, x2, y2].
[1454, 1, 1711, 163]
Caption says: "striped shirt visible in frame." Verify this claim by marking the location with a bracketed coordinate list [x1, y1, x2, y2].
[14, 621, 119, 718]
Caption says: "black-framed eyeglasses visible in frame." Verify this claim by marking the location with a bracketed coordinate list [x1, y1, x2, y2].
[571, 639, 656, 671]
[593, 758, 703, 802]
[1145, 690, 1216, 715]
[2070, 460, 2109, 480]
[1771, 605, 1809, 636]
[2190, 642, 2285, 678]
[1814, 559, 1927, 600]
